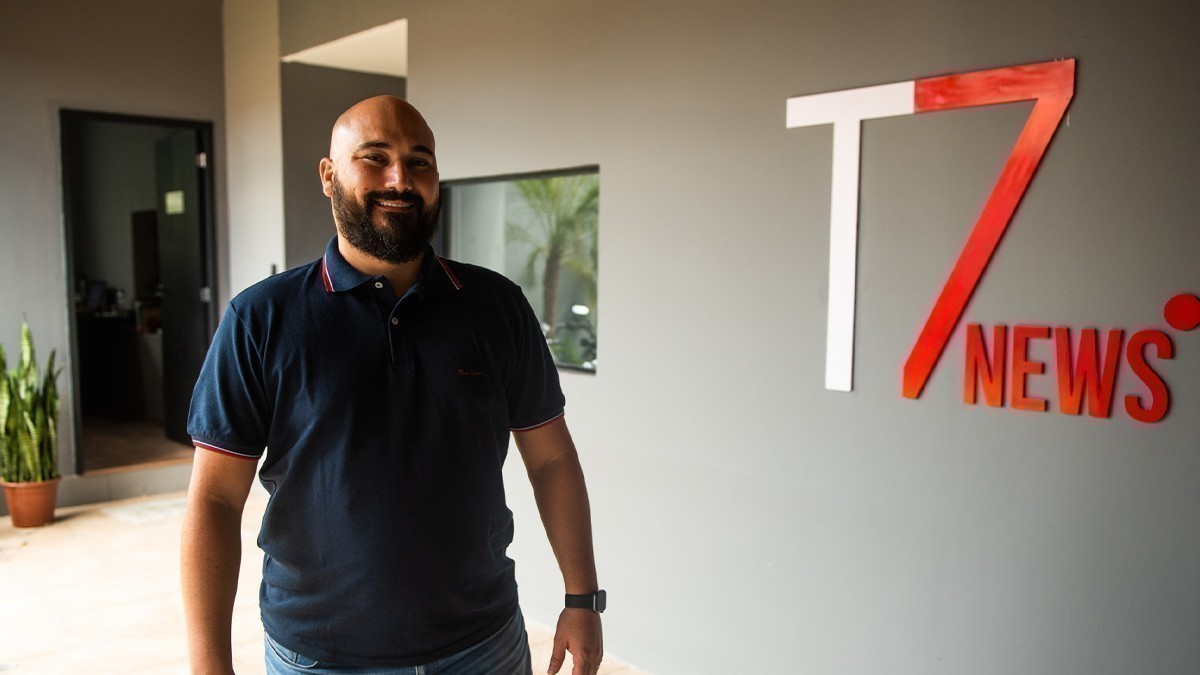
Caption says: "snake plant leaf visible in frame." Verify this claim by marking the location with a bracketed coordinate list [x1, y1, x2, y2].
[34, 401, 49, 478]
[1, 323, 61, 482]
[44, 351, 60, 478]
[19, 322, 33, 369]
[18, 407, 36, 481]
[17, 323, 36, 399]
[0, 344, 8, 472]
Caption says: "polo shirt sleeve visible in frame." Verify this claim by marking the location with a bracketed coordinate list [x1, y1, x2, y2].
[506, 288, 566, 431]
[187, 302, 270, 460]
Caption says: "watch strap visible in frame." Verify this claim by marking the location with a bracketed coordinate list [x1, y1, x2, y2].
[565, 589, 606, 613]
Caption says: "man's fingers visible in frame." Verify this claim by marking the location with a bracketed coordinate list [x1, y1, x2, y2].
[548, 636, 567, 674]
[571, 648, 602, 675]
[552, 608, 603, 674]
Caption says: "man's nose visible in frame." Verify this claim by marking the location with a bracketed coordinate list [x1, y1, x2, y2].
[383, 162, 410, 190]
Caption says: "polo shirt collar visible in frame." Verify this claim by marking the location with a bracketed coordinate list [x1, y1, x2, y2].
[419, 246, 465, 295]
[320, 236, 463, 295]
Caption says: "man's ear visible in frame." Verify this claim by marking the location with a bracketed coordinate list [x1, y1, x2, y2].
[319, 158, 334, 197]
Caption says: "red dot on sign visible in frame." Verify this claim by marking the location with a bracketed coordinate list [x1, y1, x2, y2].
[1164, 293, 1200, 331]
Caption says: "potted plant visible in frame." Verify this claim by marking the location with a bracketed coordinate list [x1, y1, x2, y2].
[0, 322, 62, 527]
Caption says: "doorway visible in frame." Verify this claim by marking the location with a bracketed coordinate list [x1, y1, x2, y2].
[60, 110, 217, 474]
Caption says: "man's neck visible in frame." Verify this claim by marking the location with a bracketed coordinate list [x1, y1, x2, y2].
[337, 235, 424, 299]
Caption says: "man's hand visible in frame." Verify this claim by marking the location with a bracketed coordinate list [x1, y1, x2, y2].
[548, 608, 603, 675]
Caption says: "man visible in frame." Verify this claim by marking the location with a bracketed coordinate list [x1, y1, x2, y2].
[181, 95, 604, 674]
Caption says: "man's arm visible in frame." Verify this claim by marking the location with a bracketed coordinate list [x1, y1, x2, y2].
[513, 416, 603, 675]
[181, 448, 258, 674]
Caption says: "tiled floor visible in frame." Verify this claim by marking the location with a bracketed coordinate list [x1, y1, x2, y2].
[0, 490, 648, 674]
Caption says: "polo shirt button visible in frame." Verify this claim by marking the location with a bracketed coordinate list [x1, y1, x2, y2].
[391, 317, 399, 325]
[374, 281, 384, 289]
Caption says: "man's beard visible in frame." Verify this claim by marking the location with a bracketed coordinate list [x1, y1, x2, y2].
[331, 180, 441, 264]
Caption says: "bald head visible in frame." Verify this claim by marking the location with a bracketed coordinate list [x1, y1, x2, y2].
[329, 95, 435, 160]
[319, 94, 440, 202]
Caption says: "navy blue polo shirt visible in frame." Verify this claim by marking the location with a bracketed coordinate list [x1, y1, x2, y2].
[187, 237, 564, 666]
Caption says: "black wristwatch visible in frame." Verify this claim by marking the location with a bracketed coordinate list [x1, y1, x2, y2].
[565, 589, 606, 613]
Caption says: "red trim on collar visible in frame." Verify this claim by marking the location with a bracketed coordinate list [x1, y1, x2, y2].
[435, 256, 464, 290]
[321, 255, 335, 292]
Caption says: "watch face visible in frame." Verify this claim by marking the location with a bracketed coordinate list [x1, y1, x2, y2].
[595, 589, 607, 612]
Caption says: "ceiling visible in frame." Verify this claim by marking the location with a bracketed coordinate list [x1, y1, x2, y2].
[281, 19, 408, 78]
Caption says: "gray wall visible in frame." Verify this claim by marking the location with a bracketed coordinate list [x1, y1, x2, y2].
[0, 0, 225, 497]
[281, 63, 406, 268]
[271, 1, 1200, 672]
[223, 0, 286, 301]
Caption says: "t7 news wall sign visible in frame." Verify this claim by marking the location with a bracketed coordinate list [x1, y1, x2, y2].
[786, 59, 1199, 423]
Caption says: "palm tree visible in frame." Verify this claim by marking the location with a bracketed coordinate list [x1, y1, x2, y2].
[506, 174, 599, 339]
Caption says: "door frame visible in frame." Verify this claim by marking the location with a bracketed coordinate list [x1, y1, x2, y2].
[59, 109, 218, 475]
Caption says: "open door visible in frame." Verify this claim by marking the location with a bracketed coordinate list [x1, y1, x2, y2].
[156, 130, 213, 446]
[61, 110, 216, 472]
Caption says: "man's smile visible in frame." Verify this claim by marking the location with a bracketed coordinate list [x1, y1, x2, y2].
[373, 197, 415, 210]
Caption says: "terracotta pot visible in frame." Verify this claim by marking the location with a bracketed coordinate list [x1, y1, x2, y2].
[1, 477, 60, 528]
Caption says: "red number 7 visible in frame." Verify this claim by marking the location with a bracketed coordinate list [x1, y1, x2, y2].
[902, 60, 1076, 398]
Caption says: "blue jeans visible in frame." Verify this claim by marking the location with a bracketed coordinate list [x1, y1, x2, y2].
[264, 608, 532, 674]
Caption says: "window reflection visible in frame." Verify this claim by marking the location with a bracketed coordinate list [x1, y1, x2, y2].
[443, 168, 599, 372]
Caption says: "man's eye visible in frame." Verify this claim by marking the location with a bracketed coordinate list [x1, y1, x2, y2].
[409, 158, 431, 168]
[363, 155, 386, 164]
